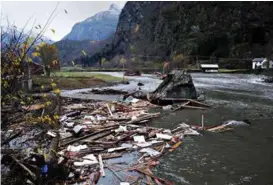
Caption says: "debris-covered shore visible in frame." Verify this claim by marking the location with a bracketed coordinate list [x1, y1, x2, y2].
[1, 94, 213, 185]
[2, 71, 237, 185]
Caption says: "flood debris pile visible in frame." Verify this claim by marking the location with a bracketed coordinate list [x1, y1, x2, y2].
[54, 102, 202, 185]
[1, 70, 211, 184]
[1, 97, 205, 185]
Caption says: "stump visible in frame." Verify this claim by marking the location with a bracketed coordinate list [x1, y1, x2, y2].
[149, 70, 197, 104]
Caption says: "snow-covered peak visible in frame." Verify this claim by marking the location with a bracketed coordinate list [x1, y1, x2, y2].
[62, 3, 121, 41]
[109, 3, 121, 13]
[84, 3, 121, 22]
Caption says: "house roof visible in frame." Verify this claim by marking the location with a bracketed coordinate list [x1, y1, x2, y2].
[252, 58, 265, 62]
[200, 64, 219, 68]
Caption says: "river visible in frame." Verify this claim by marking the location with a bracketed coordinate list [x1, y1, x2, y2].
[62, 72, 273, 185]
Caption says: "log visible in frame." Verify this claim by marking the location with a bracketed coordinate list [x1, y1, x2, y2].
[187, 99, 210, 107]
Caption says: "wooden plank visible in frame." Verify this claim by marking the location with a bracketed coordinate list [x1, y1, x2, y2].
[181, 105, 207, 110]
[99, 154, 105, 177]
[169, 141, 182, 152]
[80, 130, 114, 143]
[61, 126, 118, 147]
[106, 103, 113, 116]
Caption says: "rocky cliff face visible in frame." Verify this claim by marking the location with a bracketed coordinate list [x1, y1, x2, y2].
[100, 2, 273, 68]
[63, 4, 121, 41]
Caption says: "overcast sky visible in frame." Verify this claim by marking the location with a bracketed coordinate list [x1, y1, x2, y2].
[1, 1, 126, 41]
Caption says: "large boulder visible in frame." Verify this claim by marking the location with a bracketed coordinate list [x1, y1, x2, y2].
[149, 70, 197, 104]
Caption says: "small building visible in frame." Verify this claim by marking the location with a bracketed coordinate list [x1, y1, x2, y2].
[30, 62, 44, 75]
[23, 62, 44, 75]
[200, 64, 219, 73]
[252, 58, 273, 69]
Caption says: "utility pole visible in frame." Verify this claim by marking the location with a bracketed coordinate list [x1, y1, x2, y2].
[196, 55, 199, 69]
[27, 62, 32, 92]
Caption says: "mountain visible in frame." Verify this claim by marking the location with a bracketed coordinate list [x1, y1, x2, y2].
[54, 35, 113, 65]
[94, 2, 273, 69]
[62, 3, 121, 41]
[1, 26, 54, 46]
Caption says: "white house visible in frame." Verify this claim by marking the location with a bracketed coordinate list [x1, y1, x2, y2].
[252, 58, 273, 69]
[200, 64, 219, 73]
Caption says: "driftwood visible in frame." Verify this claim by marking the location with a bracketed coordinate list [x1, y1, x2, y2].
[181, 105, 207, 110]
[171, 101, 191, 112]
[61, 126, 118, 147]
[207, 126, 234, 132]
[125, 113, 160, 125]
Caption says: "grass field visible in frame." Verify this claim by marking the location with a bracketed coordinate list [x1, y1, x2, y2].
[61, 66, 125, 72]
[54, 71, 122, 81]
[33, 72, 122, 90]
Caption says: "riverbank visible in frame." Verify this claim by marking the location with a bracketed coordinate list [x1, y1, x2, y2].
[61, 66, 253, 74]
[32, 72, 123, 91]
[2, 72, 273, 185]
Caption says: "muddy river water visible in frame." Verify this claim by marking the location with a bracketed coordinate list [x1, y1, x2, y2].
[62, 72, 273, 185]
